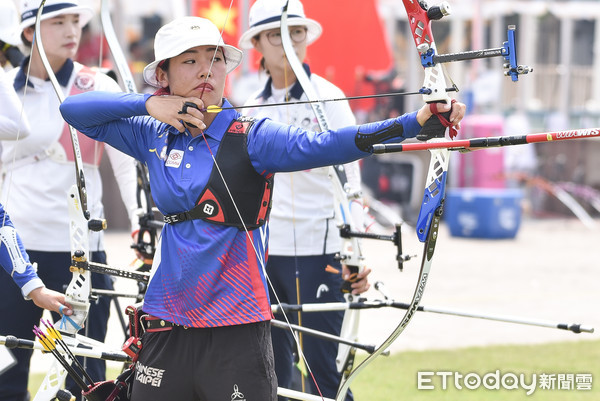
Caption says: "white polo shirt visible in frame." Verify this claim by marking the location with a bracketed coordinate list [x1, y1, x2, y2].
[243, 66, 362, 256]
[1, 60, 138, 252]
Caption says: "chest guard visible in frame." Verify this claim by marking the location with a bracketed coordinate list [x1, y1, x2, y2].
[163, 117, 273, 230]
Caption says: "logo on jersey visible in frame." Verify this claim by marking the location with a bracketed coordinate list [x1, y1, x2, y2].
[165, 149, 184, 168]
[198, 200, 219, 217]
[316, 284, 330, 299]
[134, 361, 165, 387]
[230, 384, 246, 401]
[74, 72, 95, 91]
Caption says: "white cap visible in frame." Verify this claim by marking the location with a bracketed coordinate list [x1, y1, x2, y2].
[19, 0, 94, 31]
[0, 1, 22, 46]
[238, 0, 322, 50]
[143, 16, 243, 88]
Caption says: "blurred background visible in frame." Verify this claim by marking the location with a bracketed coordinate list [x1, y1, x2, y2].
[6, 0, 600, 233]
[5, 0, 599, 387]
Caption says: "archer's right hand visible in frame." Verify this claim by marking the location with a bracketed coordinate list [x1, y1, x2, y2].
[146, 96, 206, 132]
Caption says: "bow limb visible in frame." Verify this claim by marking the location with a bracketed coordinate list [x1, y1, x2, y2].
[101, 0, 159, 270]
[100, 0, 136, 93]
[32, 2, 92, 400]
[280, 2, 366, 398]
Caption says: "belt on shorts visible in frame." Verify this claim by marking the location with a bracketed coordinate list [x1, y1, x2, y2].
[141, 315, 189, 332]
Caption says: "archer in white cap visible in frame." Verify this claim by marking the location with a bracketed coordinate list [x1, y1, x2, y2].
[0, 2, 139, 400]
[238, 2, 464, 399]
[239, 2, 368, 398]
[59, 13, 465, 401]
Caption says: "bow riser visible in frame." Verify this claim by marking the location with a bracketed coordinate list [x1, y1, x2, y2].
[404, 1, 452, 103]
[64, 185, 92, 331]
[421, 64, 450, 103]
[404, 1, 435, 48]
[32, 186, 90, 401]
[416, 148, 450, 242]
[32, 356, 73, 401]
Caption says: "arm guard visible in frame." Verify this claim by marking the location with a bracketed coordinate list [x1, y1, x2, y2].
[355, 120, 406, 152]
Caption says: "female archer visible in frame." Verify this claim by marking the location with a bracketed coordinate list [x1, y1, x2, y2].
[59, 15, 465, 401]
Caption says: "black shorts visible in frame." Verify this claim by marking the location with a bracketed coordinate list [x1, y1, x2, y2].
[130, 320, 277, 401]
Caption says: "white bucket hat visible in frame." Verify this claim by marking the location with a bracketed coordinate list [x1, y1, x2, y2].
[143, 16, 243, 88]
[238, 0, 322, 50]
[19, 0, 94, 31]
[0, 1, 22, 46]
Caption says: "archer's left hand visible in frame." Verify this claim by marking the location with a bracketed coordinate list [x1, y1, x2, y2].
[343, 265, 372, 295]
[29, 287, 73, 315]
[416, 100, 466, 129]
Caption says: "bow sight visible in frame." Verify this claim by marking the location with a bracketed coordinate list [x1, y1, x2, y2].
[415, 2, 532, 83]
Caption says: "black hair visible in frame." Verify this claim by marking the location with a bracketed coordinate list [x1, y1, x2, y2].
[21, 31, 32, 48]
[252, 33, 270, 75]
[158, 58, 170, 72]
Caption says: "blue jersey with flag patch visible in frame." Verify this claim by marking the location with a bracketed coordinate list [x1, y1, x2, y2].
[60, 91, 420, 328]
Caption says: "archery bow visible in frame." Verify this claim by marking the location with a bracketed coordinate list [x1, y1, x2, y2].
[336, 1, 533, 398]
[31, 1, 96, 399]
[334, 2, 452, 397]
[279, 2, 366, 397]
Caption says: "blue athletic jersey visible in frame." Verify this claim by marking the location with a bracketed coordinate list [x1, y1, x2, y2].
[60, 92, 420, 328]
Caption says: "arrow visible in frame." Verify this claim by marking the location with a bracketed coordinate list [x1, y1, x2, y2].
[373, 127, 600, 153]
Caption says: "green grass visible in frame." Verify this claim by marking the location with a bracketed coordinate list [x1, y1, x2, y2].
[351, 340, 600, 400]
[29, 340, 599, 400]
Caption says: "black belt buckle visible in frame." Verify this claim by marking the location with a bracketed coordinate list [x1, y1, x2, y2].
[143, 317, 174, 332]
